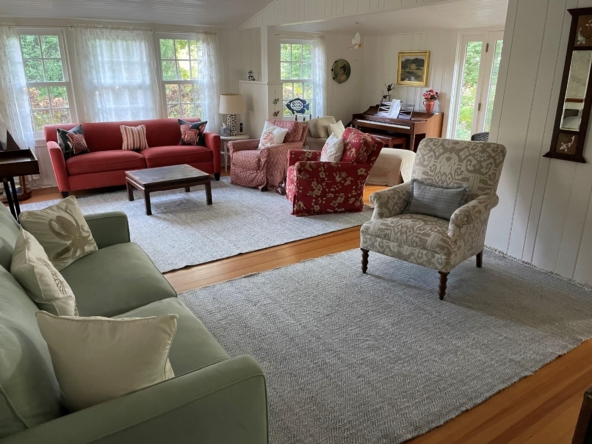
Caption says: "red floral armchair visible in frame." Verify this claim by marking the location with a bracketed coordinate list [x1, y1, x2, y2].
[286, 128, 384, 216]
[228, 120, 308, 190]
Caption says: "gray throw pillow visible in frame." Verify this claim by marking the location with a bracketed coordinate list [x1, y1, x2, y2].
[405, 179, 468, 220]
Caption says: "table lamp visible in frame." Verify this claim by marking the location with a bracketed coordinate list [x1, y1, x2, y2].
[219, 94, 246, 136]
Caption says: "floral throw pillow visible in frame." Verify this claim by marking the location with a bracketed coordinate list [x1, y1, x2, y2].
[259, 121, 289, 149]
[341, 128, 375, 164]
[178, 120, 208, 146]
[57, 125, 90, 159]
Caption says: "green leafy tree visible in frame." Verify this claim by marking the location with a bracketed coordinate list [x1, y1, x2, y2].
[455, 42, 483, 140]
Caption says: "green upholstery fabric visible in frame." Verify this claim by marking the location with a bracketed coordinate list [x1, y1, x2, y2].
[0, 205, 20, 271]
[0, 266, 65, 439]
[0, 356, 268, 444]
[83, 212, 130, 249]
[115, 298, 230, 376]
[60, 242, 176, 317]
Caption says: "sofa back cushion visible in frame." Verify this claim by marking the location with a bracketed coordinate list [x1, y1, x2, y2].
[44, 118, 202, 152]
[0, 265, 65, 439]
[0, 204, 20, 270]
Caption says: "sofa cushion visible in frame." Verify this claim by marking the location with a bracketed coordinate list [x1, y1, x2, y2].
[60, 242, 177, 317]
[142, 145, 213, 169]
[115, 298, 230, 376]
[232, 150, 261, 171]
[66, 150, 145, 176]
[0, 266, 65, 439]
[0, 204, 20, 270]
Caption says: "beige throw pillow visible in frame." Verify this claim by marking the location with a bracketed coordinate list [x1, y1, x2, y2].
[320, 133, 345, 162]
[36, 312, 178, 412]
[19, 196, 98, 271]
[11, 229, 78, 316]
[329, 120, 346, 138]
[316, 116, 336, 138]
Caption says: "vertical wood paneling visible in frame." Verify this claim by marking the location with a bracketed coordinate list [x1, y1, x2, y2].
[344, 0, 357, 14]
[305, 0, 316, 20]
[334, 0, 345, 15]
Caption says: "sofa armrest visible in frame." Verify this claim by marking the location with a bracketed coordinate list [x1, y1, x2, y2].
[369, 182, 412, 220]
[203, 132, 221, 174]
[288, 149, 321, 167]
[228, 139, 260, 155]
[47, 141, 69, 192]
[448, 194, 499, 241]
[0, 356, 268, 444]
[84, 212, 131, 249]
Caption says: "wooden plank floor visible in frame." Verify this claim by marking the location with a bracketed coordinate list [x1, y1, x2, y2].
[19, 184, 588, 443]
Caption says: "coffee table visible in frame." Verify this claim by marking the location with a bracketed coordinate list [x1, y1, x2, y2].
[125, 165, 212, 215]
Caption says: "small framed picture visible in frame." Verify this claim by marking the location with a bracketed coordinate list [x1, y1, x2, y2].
[397, 51, 430, 87]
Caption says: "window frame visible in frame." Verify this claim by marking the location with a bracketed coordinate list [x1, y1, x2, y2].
[280, 39, 314, 119]
[17, 28, 77, 138]
[156, 32, 206, 120]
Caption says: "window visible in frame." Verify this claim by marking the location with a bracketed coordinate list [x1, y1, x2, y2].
[18, 31, 74, 134]
[281, 42, 313, 117]
[158, 37, 204, 119]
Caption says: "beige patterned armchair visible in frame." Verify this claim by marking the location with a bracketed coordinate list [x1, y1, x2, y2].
[360, 138, 507, 299]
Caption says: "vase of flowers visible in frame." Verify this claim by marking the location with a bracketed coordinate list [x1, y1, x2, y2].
[423, 89, 439, 113]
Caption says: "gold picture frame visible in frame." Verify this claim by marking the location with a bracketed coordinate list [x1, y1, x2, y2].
[397, 51, 430, 87]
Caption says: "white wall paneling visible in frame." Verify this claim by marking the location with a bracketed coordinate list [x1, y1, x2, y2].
[487, 0, 592, 285]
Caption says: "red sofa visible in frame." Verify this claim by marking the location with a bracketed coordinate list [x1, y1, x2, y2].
[44, 118, 220, 196]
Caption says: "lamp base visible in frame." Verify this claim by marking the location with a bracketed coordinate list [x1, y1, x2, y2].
[227, 114, 238, 136]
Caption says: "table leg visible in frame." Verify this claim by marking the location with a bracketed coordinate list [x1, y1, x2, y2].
[205, 181, 212, 205]
[9, 177, 20, 216]
[2, 178, 16, 219]
[185, 186, 191, 192]
[223, 141, 229, 173]
[144, 192, 152, 215]
[126, 181, 135, 201]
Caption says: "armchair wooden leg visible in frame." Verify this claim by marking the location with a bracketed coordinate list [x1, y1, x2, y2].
[61, 191, 69, 198]
[361, 248, 369, 274]
[438, 271, 449, 300]
[476, 251, 483, 268]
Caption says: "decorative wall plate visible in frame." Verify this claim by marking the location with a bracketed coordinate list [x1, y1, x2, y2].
[331, 59, 351, 84]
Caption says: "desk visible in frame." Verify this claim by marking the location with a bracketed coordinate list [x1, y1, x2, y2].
[0, 149, 40, 219]
[220, 134, 250, 172]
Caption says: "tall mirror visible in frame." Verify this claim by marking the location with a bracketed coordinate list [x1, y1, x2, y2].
[546, 8, 592, 163]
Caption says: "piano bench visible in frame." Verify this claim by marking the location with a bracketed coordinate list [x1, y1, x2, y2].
[368, 134, 407, 150]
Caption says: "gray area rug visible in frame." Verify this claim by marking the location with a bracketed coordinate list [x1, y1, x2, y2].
[180, 249, 592, 444]
[21, 178, 372, 272]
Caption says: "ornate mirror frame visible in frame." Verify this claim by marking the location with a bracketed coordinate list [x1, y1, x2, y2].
[545, 8, 592, 163]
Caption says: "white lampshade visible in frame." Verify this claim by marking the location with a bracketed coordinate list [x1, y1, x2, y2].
[219, 94, 246, 115]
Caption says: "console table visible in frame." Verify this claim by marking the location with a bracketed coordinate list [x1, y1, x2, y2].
[0, 149, 40, 219]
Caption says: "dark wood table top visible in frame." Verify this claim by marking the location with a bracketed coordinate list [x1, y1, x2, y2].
[126, 164, 210, 185]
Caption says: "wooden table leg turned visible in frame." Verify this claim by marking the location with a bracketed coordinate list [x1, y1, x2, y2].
[205, 181, 212, 205]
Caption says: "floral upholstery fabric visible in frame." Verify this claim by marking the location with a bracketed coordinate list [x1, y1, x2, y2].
[229, 120, 308, 190]
[361, 138, 506, 273]
[341, 128, 375, 164]
[286, 136, 384, 217]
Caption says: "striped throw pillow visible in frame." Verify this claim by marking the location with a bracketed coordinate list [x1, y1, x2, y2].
[120, 125, 149, 151]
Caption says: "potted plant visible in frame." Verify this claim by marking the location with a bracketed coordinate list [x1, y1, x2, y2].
[381, 83, 395, 103]
[423, 89, 439, 113]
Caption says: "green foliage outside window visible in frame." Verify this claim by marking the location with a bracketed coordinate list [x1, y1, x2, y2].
[455, 41, 483, 140]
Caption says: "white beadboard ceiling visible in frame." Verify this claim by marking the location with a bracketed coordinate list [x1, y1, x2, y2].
[0, 0, 275, 28]
[279, 0, 508, 35]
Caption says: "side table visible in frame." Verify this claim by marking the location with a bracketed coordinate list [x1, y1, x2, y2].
[220, 134, 250, 172]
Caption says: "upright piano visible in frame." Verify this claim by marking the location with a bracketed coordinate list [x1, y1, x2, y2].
[352, 106, 444, 151]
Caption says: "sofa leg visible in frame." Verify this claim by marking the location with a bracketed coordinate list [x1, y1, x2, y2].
[438, 271, 449, 300]
[214, 173, 220, 181]
[61, 191, 69, 198]
[361, 248, 369, 274]
[476, 251, 483, 268]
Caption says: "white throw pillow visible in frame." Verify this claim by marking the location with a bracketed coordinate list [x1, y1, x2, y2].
[36, 311, 178, 412]
[329, 121, 346, 138]
[19, 196, 98, 271]
[259, 121, 289, 149]
[11, 229, 78, 316]
[320, 133, 345, 162]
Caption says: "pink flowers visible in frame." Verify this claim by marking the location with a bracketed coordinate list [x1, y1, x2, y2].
[423, 89, 439, 100]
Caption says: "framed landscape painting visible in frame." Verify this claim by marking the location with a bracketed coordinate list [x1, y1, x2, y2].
[397, 51, 430, 87]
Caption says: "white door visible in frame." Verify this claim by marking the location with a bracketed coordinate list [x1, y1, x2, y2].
[452, 31, 504, 140]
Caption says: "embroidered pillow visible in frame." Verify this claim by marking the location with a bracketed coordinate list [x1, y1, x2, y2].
[405, 179, 469, 221]
[57, 125, 90, 159]
[19, 196, 98, 271]
[121, 125, 149, 151]
[178, 120, 207, 146]
[320, 133, 345, 162]
[341, 128, 375, 164]
[259, 121, 289, 149]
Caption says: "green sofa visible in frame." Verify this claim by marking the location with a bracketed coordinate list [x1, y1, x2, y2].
[0, 203, 268, 444]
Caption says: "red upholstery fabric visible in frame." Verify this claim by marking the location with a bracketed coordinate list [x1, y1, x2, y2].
[142, 145, 213, 168]
[44, 118, 220, 193]
[341, 127, 376, 164]
[66, 151, 145, 176]
[286, 137, 384, 217]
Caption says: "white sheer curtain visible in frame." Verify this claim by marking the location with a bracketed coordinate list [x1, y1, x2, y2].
[73, 28, 162, 122]
[198, 33, 221, 132]
[312, 36, 327, 118]
[0, 25, 35, 150]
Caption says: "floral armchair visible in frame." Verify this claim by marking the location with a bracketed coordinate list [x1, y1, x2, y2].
[286, 129, 384, 216]
[360, 138, 506, 299]
[228, 120, 308, 190]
